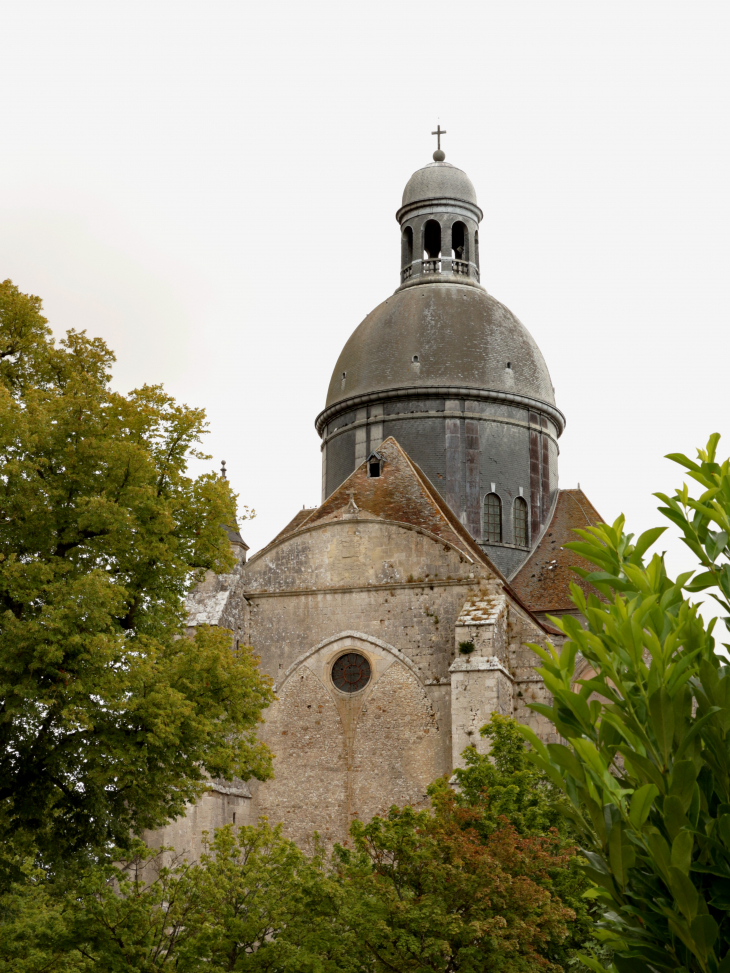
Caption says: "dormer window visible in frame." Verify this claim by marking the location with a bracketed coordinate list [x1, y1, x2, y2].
[367, 451, 382, 478]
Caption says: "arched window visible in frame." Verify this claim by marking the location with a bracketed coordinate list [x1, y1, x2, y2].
[514, 496, 528, 547]
[483, 493, 502, 543]
[474, 229, 480, 271]
[401, 226, 413, 269]
[452, 222, 468, 261]
[423, 220, 441, 259]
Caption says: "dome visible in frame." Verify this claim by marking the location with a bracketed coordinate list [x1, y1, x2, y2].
[402, 162, 477, 207]
[323, 281, 559, 420]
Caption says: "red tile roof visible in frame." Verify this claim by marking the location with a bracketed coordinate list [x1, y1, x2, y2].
[510, 489, 604, 613]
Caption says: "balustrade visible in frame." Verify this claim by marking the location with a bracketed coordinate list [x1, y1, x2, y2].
[399, 259, 479, 282]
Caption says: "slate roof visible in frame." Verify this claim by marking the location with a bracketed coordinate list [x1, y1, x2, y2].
[510, 488, 604, 613]
[320, 284, 560, 422]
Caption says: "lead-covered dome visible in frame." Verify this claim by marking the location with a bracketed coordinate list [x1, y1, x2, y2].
[323, 281, 559, 422]
[402, 161, 477, 207]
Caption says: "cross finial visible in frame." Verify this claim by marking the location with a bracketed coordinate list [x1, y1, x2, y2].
[431, 124, 446, 161]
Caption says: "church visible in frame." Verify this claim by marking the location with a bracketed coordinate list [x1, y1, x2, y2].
[150, 137, 603, 856]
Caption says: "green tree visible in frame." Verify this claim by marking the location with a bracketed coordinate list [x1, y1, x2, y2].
[0, 280, 274, 869]
[520, 434, 730, 973]
[0, 823, 353, 973]
[452, 715, 594, 967]
[334, 788, 575, 973]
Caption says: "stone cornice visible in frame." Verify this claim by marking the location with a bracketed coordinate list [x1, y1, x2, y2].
[316, 385, 566, 437]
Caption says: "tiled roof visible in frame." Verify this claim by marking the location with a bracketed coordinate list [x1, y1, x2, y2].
[301, 437, 499, 571]
[510, 489, 604, 613]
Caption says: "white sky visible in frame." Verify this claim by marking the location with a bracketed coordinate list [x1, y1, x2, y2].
[1, 0, 729, 592]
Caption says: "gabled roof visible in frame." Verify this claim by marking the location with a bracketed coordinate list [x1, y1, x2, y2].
[299, 437, 499, 571]
[268, 508, 317, 547]
[247, 438, 559, 634]
[510, 488, 604, 613]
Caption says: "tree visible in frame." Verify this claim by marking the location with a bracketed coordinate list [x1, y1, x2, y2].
[0, 280, 274, 869]
[334, 788, 575, 973]
[520, 434, 730, 973]
[452, 715, 595, 968]
[0, 823, 353, 973]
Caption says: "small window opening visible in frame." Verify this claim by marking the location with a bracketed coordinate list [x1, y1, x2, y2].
[451, 221, 467, 261]
[474, 229, 480, 270]
[367, 451, 382, 478]
[423, 220, 441, 259]
[514, 496, 528, 547]
[232, 812, 236, 824]
[506, 362, 511, 369]
[402, 226, 413, 268]
[412, 354, 419, 363]
[483, 492, 502, 543]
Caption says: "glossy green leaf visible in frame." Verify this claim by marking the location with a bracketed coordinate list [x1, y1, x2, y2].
[691, 913, 719, 961]
[608, 824, 635, 888]
[649, 688, 674, 765]
[669, 865, 699, 920]
[629, 784, 659, 830]
[670, 760, 699, 813]
[664, 795, 690, 842]
[671, 830, 694, 875]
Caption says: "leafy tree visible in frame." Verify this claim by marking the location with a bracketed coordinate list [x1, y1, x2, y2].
[0, 280, 274, 869]
[334, 787, 575, 973]
[520, 434, 730, 973]
[453, 715, 594, 967]
[0, 823, 353, 973]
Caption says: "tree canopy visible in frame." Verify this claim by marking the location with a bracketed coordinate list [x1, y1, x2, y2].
[0, 280, 274, 869]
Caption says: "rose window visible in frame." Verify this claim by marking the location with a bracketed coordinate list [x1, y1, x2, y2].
[332, 653, 371, 694]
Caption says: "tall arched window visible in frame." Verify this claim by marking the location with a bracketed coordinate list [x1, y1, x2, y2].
[483, 493, 502, 543]
[474, 229, 480, 271]
[423, 220, 441, 259]
[452, 222, 468, 260]
[401, 226, 413, 269]
[514, 496, 528, 547]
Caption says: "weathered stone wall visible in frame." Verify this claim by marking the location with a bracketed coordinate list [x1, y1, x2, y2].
[244, 521, 493, 842]
[146, 506, 561, 857]
[144, 784, 251, 865]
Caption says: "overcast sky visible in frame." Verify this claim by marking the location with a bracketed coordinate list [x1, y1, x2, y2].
[1, 0, 728, 588]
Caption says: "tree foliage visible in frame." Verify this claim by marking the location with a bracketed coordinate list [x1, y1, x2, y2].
[334, 787, 575, 973]
[520, 434, 730, 973]
[453, 715, 594, 966]
[0, 280, 274, 868]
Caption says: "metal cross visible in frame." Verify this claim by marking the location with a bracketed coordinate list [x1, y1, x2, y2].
[431, 125, 446, 151]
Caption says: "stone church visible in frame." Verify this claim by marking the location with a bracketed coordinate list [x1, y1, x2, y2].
[150, 143, 603, 857]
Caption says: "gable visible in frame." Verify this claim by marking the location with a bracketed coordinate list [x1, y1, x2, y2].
[252, 437, 499, 572]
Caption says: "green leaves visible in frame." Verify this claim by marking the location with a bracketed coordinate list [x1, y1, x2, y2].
[521, 435, 730, 973]
[629, 784, 659, 829]
[0, 282, 273, 870]
[649, 689, 675, 766]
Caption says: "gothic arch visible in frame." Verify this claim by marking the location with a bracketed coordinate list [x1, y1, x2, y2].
[275, 630, 423, 692]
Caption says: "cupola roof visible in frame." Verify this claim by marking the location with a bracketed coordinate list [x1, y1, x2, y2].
[401, 161, 478, 208]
